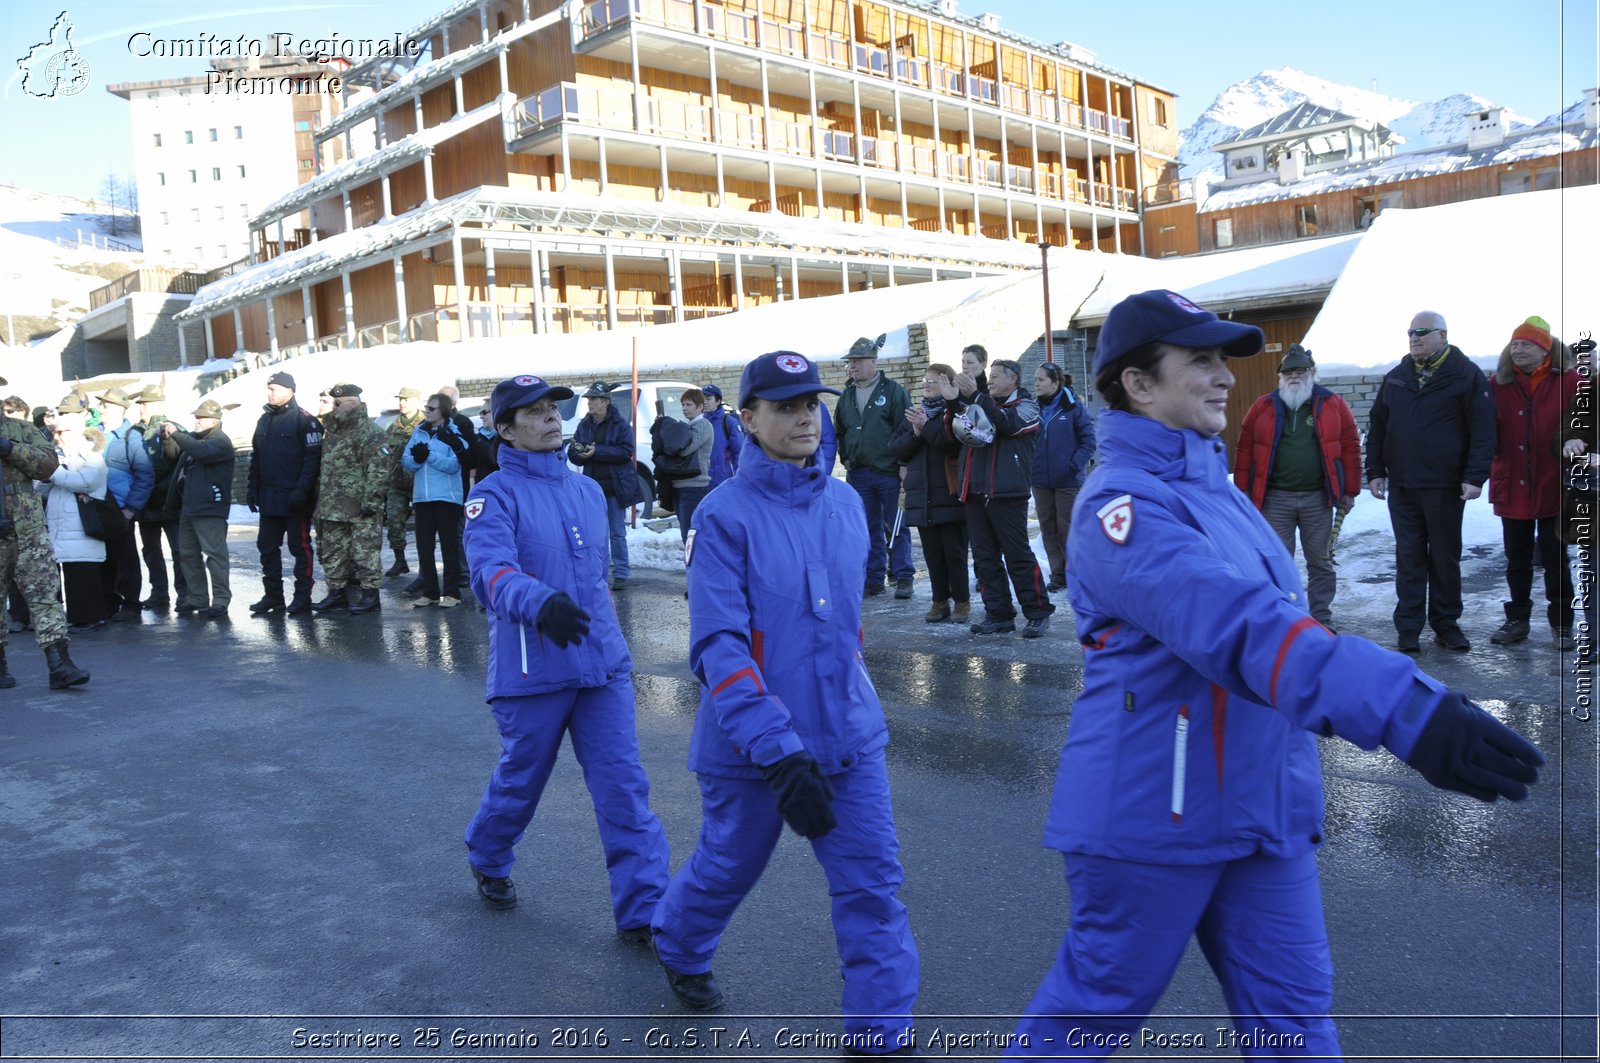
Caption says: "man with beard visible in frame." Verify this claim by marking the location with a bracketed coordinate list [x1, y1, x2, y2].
[1233, 344, 1362, 631]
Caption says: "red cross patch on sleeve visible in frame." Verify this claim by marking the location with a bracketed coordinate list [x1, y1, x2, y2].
[1097, 494, 1133, 545]
[464, 498, 486, 521]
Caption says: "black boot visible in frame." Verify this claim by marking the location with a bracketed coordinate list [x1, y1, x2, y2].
[385, 557, 409, 577]
[286, 585, 314, 614]
[1489, 601, 1531, 645]
[250, 581, 286, 615]
[0, 645, 14, 689]
[347, 588, 381, 615]
[44, 640, 89, 689]
[311, 588, 349, 612]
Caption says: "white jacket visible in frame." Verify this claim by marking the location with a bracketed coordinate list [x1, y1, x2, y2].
[41, 445, 108, 564]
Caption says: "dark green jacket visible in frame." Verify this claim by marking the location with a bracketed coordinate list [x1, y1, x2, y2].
[835, 371, 910, 474]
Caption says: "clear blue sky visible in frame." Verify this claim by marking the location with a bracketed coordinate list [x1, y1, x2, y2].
[2, 0, 1595, 201]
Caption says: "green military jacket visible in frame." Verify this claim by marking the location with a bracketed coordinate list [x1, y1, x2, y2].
[384, 411, 424, 491]
[317, 403, 388, 522]
[1, 416, 59, 527]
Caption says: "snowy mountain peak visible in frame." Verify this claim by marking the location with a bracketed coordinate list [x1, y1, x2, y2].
[1179, 68, 1540, 179]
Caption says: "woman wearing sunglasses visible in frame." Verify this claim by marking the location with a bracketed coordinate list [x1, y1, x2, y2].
[400, 393, 470, 607]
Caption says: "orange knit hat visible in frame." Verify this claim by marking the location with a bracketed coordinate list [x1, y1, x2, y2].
[1510, 315, 1553, 352]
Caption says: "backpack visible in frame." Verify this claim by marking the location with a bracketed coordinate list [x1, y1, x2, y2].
[650, 416, 698, 480]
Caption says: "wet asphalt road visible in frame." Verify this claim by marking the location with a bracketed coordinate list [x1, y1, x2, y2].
[0, 526, 1594, 1063]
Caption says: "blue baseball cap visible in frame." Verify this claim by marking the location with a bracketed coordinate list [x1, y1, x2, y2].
[1094, 289, 1264, 375]
[738, 351, 841, 408]
[490, 374, 574, 423]
[700, 384, 724, 399]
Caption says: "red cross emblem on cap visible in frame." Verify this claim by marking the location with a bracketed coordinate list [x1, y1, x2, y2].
[1097, 494, 1134, 545]
[1165, 292, 1203, 314]
[513, 375, 540, 386]
[775, 355, 808, 374]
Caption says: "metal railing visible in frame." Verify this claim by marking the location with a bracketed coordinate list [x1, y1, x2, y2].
[89, 268, 204, 310]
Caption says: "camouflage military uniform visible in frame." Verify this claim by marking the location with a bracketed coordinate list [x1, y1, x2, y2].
[0, 416, 68, 649]
[316, 401, 388, 592]
[383, 410, 424, 561]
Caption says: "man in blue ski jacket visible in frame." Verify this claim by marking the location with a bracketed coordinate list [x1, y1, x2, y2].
[649, 351, 919, 1056]
[460, 374, 669, 941]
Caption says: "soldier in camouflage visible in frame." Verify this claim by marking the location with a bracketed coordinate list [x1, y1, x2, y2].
[0, 381, 90, 689]
[383, 386, 424, 578]
[311, 383, 388, 616]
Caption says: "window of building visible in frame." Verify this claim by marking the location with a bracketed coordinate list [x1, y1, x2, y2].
[234, 126, 243, 139]
[240, 203, 250, 218]
[1297, 204, 1318, 237]
[148, 91, 159, 104]
[190, 207, 200, 221]
[1378, 191, 1404, 211]
[1501, 171, 1531, 195]
[209, 128, 218, 141]
[184, 130, 193, 144]
[153, 133, 162, 147]
[194, 246, 203, 258]
[157, 172, 166, 186]
[1534, 168, 1559, 190]
[188, 169, 197, 183]
[159, 211, 168, 224]
[295, 119, 311, 132]
[212, 167, 222, 180]
[1214, 217, 1234, 248]
[299, 158, 315, 170]
[218, 245, 228, 258]
[215, 206, 225, 219]
[1148, 96, 1167, 127]
[238, 165, 247, 178]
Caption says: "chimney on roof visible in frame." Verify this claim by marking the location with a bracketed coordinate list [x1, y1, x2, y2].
[1585, 87, 1598, 132]
[1466, 106, 1508, 150]
[980, 12, 1001, 31]
[1277, 147, 1303, 186]
[937, 0, 958, 17]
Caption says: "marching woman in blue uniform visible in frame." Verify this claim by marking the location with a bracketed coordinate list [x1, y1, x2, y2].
[460, 375, 669, 940]
[650, 351, 919, 1056]
[1006, 290, 1544, 1060]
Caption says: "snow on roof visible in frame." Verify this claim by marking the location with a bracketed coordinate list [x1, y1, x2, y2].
[194, 186, 1050, 319]
[1299, 185, 1599, 370]
[1200, 120, 1597, 213]
[1215, 102, 1365, 148]
[254, 98, 504, 227]
[316, 34, 508, 146]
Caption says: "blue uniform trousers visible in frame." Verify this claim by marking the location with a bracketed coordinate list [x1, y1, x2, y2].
[1007, 851, 1341, 1061]
[652, 751, 919, 1047]
[464, 676, 669, 931]
[847, 467, 914, 585]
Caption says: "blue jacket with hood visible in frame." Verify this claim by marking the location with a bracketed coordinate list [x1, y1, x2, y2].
[401, 420, 466, 504]
[685, 440, 885, 778]
[463, 445, 631, 701]
[1050, 410, 1446, 863]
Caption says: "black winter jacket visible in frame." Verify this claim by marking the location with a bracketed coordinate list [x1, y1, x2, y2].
[572, 405, 642, 504]
[888, 401, 965, 527]
[951, 387, 1041, 501]
[167, 427, 236, 518]
[1365, 345, 1496, 489]
[249, 403, 322, 516]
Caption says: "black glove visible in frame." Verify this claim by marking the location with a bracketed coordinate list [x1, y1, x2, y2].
[762, 751, 837, 839]
[288, 487, 309, 509]
[0, 435, 13, 458]
[1405, 692, 1543, 802]
[410, 442, 431, 464]
[246, 489, 258, 514]
[441, 431, 467, 453]
[535, 592, 591, 649]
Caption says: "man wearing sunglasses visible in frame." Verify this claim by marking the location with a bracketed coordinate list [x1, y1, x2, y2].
[1365, 312, 1496, 655]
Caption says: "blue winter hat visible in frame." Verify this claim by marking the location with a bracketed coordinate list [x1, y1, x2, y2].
[490, 374, 574, 424]
[1094, 289, 1263, 375]
[739, 351, 841, 408]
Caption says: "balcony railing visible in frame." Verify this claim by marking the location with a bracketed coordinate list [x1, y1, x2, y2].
[89, 268, 204, 310]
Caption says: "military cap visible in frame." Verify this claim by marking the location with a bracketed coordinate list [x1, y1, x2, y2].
[99, 386, 134, 409]
[56, 393, 88, 415]
[134, 384, 166, 402]
[1279, 344, 1315, 373]
[328, 382, 363, 399]
[193, 399, 225, 420]
[845, 336, 880, 360]
[581, 381, 614, 399]
[395, 386, 423, 400]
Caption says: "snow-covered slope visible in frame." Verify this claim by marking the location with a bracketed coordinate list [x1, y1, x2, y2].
[1179, 67, 1537, 180]
[0, 184, 147, 326]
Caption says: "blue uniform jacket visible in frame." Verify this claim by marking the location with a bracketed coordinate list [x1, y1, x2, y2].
[705, 407, 743, 487]
[401, 422, 465, 504]
[817, 404, 838, 475]
[685, 442, 886, 778]
[1050, 410, 1445, 863]
[1032, 389, 1096, 489]
[464, 446, 631, 701]
[105, 419, 155, 510]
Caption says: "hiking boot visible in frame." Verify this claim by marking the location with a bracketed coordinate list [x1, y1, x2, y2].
[863, 581, 886, 597]
[653, 940, 723, 1011]
[894, 577, 914, 599]
[1021, 615, 1052, 639]
[250, 594, 285, 615]
[1553, 626, 1576, 651]
[1397, 632, 1421, 655]
[924, 601, 951, 623]
[952, 601, 971, 624]
[141, 596, 170, 611]
[110, 606, 142, 623]
[311, 589, 349, 612]
[403, 577, 425, 595]
[1434, 628, 1471, 653]
[44, 640, 89, 689]
[286, 590, 313, 615]
[471, 867, 516, 910]
[1490, 618, 1530, 645]
[347, 588, 381, 615]
[970, 615, 1016, 635]
[385, 558, 410, 577]
[1046, 576, 1066, 592]
[202, 605, 230, 619]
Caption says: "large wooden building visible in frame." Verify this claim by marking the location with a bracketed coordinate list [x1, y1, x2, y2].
[1144, 90, 1600, 259]
[180, 0, 1178, 360]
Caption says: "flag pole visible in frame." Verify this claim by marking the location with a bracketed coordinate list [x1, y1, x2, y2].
[631, 336, 641, 527]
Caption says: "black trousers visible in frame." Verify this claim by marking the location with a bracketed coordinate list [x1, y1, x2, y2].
[1501, 515, 1573, 628]
[1387, 485, 1466, 636]
[916, 521, 970, 604]
[138, 519, 186, 602]
[63, 562, 107, 627]
[414, 501, 463, 600]
[257, 514, 315, 596]
[966, 496, 1053, 621]
[100, 522, 142, 614]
